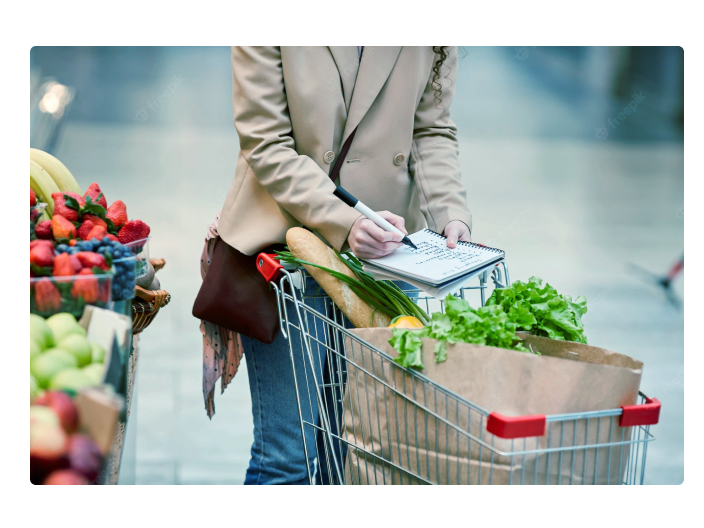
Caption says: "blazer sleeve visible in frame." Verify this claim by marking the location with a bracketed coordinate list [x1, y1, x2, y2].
[231, 46, 361, 251]
[409, 46, 472, 234]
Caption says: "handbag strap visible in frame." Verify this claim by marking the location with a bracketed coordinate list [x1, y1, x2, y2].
[328, 126, 358, 182]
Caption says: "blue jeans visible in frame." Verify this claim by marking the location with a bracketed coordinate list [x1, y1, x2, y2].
[241, 276, 416, 485]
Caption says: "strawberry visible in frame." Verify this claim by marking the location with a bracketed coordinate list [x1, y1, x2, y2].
[52, 253, 76, 277]
[69, 254, 83, 272]
[76, 252, 109, 271]
[31, 239, 53, 250]
[30, 207, 40, 221]
[106, 201, 128, 229]
[83, 183, 108, 209]
[71, 269, 99, 304]
[51, 192, 84, 222]
[30, 244, 54, 268]
[85, 225, 107, 242]
[35, 220, 54, 240]
[52, 215, 77, 240]
[77, 220, 95, 241]
[106, 234, 119, 242]
[118, 220, 150, 244]
[31, 188, 37, 206]
[81, 214, 107, 229]
[35, 278, 63, 312]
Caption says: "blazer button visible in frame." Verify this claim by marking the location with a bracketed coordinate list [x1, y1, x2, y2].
[393, 153, 406, 166]
[324, 151, 335, 164]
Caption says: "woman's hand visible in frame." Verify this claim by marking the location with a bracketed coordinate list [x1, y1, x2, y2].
[348, 211, 407, 259]
[444, 220, 471, 248]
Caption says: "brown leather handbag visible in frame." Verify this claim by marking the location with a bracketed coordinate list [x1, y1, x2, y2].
[192, 127, 358, 343]
[192, 239, 284, 343]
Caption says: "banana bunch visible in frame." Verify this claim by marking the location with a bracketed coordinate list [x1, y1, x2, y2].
[29, 149, 82, 218]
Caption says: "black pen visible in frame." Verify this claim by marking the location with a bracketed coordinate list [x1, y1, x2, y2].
[333, 186, 418, 250]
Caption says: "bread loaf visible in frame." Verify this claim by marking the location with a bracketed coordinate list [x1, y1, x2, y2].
[286, 227, 390, 328]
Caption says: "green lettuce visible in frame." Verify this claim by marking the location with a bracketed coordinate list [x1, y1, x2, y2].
[389, 295, 531, 370]
[485, 276, 588, 344]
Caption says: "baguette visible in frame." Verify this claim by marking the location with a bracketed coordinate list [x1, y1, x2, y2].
[286, 227, 391, 328]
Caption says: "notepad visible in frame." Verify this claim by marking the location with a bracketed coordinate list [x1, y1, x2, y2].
[361, 229, 505, 287]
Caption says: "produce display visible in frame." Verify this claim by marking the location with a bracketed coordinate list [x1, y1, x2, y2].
[30, 314, 107, 393]
[30, 313, 108, 485]
[29, 149, 152, 315]
[389, 277, 588, 369]
[29, 149, 165, 484]
[31, 395, 106, 485]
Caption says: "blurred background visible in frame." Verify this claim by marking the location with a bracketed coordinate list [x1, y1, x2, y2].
[30, 46, 684, 484]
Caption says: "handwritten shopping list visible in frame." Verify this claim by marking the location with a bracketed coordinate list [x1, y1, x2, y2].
[364, 230, 503, 283]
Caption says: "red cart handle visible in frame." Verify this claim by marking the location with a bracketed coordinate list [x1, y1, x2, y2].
[486, 413, 546, 439]
[620, 396, 661, 427]
[256, 253, 284, 283]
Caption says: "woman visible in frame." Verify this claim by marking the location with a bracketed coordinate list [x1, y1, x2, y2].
[210, 46, 472, 484]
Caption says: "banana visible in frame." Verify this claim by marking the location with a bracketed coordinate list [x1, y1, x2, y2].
[30, 148, 82, 194]
[30, 159, 60, 217]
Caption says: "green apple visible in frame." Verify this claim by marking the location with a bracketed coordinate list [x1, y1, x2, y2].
[90, 342, 106, 364]
[30, 374, 40, 402]
[49, 368, 94, 392]
[30, 340, 42, 359]
[82, 363, 105, 385]
[30, 314, 54, 351]
[46, 313, 86, 343]
[58, 334, 92, 367]
[31, 349, 78, 388]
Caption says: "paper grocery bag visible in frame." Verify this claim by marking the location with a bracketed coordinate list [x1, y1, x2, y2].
[340, 329, 642, 485]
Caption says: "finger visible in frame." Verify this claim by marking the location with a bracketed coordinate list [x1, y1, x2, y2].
[359, 233, 403, 253]
[445, 226, 459, 249]
[356, 243, 394, 259]
[365, 220, 403, 244]
[377, 211, 407, 235]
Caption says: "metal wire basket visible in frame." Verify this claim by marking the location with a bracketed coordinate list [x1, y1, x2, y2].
[257, 256, 659, 485]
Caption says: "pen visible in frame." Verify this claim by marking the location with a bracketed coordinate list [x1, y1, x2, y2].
[333, 186, 418, 250]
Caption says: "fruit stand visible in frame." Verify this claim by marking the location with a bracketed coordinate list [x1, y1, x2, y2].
[29, 149, 170, 485]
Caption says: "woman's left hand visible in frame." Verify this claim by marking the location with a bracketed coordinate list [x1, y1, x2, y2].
[443, 220, 471, 248]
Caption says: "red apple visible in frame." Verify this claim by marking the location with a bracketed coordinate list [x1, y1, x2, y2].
[43, 469, 89, 485]
[30, 423, 68, 483]
[35, 391, 79, 433]
[67, 434, 104, 484]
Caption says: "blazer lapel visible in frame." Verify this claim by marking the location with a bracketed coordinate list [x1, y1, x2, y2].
[328, 46, 360, 112]
[342, 46, 402, 141]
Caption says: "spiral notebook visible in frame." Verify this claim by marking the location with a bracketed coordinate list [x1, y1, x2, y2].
[361, 229, 504, 287]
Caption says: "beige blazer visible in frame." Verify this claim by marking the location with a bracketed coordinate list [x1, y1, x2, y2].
[218, 46, 472, 255]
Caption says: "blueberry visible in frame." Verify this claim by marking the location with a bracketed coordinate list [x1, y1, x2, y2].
[68, 247, 79, 255]
[55, 244, 68, 253]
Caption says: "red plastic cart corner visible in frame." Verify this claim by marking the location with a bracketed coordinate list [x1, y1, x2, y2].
[256, 253, 284, 283]
[486, 413, 546, 439]
[620, 396, 661, 427]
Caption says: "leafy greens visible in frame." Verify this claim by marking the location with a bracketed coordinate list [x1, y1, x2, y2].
[389, 295, 532, 369]
[485, 276, 588, 344]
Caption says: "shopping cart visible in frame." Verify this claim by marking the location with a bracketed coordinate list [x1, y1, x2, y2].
[256, 254, 660, 485]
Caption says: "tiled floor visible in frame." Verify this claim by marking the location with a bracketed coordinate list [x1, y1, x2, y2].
[32, 47, 684, 484]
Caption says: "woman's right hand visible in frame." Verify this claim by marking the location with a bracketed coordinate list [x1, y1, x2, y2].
[347, 211, 407, 259]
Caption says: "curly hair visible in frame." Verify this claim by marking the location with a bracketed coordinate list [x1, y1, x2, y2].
[431, 46, 450, 113]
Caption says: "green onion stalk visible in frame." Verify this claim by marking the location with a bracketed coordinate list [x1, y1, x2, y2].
[274, 249, 430, 325]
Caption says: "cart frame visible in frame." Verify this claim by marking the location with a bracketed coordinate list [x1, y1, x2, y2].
[256, 254, 660, 485]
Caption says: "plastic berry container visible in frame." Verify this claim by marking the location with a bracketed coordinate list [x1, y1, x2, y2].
[30, 272, 113, 318]
[123, 236, 150, 279]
